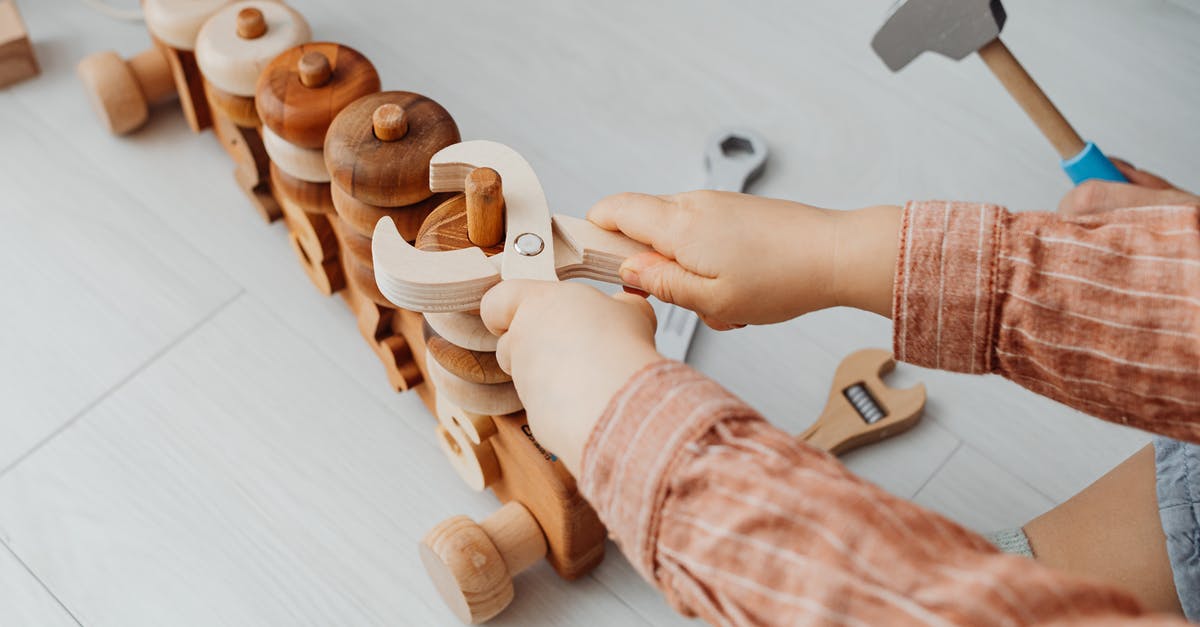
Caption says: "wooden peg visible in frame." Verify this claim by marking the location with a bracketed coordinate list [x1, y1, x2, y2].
[420, 502, 547, 625]
[372, 103, 408, 141]
[297, 50, 332, 88]
[236, 7, 267, 40]
[465, 167, 505, 248]
[77, 47, 176, 135]
[0, 0, 38, 89]
[799, 348, 926, 455]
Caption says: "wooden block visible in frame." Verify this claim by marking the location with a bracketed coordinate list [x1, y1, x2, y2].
[209, 84, 279, 222]
[0, 0, 37, 89]
[151, 37, 211, 132]
[285, 229, 344, 297]
[273, 164, 338, 263]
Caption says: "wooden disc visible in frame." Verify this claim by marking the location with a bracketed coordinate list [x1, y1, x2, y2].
[261, 124, 329, 182]
[330, 181, 448, 241]
[424, 321, 511, 385]
[324, 91, 460, 207]
[143, 0, 230, 51]
[271, 162, 335, 215]
[425, 347, 523, 416]
[195, 0, 311, 97]
[337, 222, 395, 308]
[415, 194, 505, 256]
[256, 42, 380, 149]
[205, 81, 259, 128]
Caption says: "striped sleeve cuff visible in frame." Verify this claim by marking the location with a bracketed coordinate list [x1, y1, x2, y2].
[893, 200, 1006, 374]
[578, 360, 757, 584]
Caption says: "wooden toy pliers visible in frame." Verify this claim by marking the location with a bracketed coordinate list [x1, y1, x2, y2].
[372, 140, 650, 313]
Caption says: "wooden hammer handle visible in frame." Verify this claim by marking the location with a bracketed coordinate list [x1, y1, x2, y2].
[977, 39, 1085, 159]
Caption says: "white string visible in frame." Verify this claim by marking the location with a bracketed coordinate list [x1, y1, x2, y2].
[79, 0, 143, 22]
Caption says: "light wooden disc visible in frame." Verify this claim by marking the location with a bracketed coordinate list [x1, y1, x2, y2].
[143, 0, 231, 51]
[255, 42, 380, 149]
[262, 124, 330, 182]
[329, 181, 448, 241]
[323, 91, 460, 207]
[425, 312, 499, 353]
[425, 347, 522, 416]
[424, 320, 511, 385]
[195, 0, 311, 97]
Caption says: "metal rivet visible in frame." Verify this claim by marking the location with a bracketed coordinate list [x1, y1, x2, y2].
[513, 233, 544, 256]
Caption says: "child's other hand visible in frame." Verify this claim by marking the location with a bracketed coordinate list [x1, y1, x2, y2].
[480, 280, 661, 475]
[1059, 159, 1200, 214]
[588, 192, 900, 325]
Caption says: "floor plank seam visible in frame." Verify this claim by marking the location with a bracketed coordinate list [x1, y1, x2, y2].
[0, 289, 247, 481]
[5, 93, 247, 298]
[957, 442, 1065, 507]
[908, 439, 964, 499]
[2, 538, 85, 627]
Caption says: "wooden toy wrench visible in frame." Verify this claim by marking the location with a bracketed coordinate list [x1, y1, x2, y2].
[654, 129, 768, 361]
[372, 140, 652, 312]
[800, 348, 925, 455]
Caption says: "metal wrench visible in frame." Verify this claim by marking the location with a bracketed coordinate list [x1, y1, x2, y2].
[653, 129, 769, 362]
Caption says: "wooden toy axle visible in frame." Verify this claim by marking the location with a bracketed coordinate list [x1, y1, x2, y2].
[0, 0, 38, 89]
[78, 48, 177, 135]
[420, 501, 546, 625]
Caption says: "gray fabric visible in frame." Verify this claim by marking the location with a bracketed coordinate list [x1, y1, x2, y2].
[1155, 437, 1200, 622]
[986, 527, 1034, 558]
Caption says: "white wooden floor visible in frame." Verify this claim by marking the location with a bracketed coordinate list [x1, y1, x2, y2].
[2, 1, 1197, 625]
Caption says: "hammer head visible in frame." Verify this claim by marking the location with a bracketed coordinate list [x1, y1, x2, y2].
[871, 0, 1007, 72]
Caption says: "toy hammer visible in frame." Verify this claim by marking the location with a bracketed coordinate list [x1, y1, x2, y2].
[871, 0, 1127, 185]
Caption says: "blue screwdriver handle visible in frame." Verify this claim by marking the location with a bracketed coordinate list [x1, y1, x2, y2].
[1061, 142, 1128, 185]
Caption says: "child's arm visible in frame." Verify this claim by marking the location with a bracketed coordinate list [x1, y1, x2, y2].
[590, 190, 1200, 442]
[480, 282, 1184, 625]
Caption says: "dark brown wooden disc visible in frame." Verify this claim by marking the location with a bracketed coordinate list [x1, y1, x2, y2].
[415, 194, 505, 256]
[423, 321, 511, 385]
[205, 81, 259, 128]
[255, 42, 381, 149]
[330, 180, 450, 241]
[324, 91, 460, 208]
[271, 162, 335, 215]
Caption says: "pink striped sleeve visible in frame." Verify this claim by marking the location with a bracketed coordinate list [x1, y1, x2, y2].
[580, 361, 1180, 625]
[894, 201, 1200, 441]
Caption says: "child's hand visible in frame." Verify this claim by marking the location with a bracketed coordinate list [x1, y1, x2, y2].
[1059, 159, 1199, 214]
[588, 192, 901, 327]
[480, 280, 661, 475]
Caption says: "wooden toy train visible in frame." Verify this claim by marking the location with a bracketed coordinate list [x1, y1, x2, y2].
[77, 1, 926, 622]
